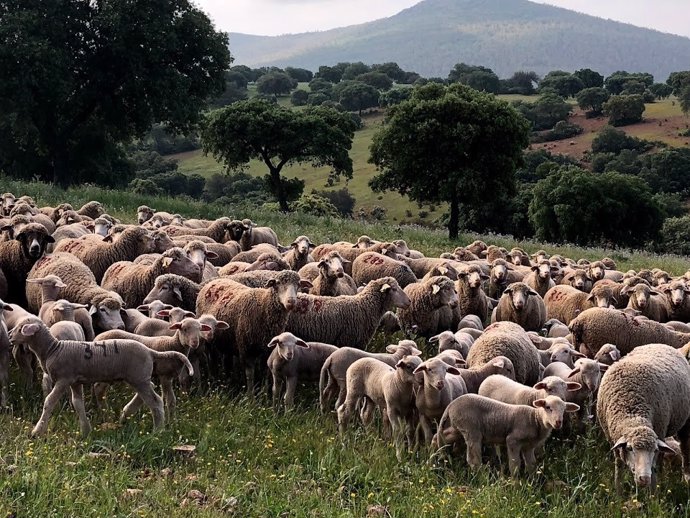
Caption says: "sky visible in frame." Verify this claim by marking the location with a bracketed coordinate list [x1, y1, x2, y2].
[194, 0, 690, 38]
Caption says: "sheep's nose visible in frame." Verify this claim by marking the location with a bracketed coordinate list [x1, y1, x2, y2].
[435, 381, 444, 390]
[336, 270, 344, 278]
[554, 420, 562, 429]
[637, 475, 651, 487]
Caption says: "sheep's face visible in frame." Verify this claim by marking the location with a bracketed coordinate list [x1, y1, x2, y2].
[144, 280, 183, 307]
[487, 356, 516, 380]
[137, 207, 154, 225]
[588, 287, 616, 309]
[379, 280, 410, 310]
[430, 331, 458, 353]
[533, 376, 575, 401]
[197, 315, 228, 341]
[267, 273, 301, 311]
[431, 279, 458, 309]
[535, 261, 551, 280]
[463, 268, 485, 289]
[392, 240, 411, 257]
[588, 263, 605, 281]
[593, 344, 620, 365]
[291, 236, 313, 257]
[268, 332, 309, 361]
[16, 225, 54, 259]
[170, 318, 210, 350]
[94, 220, 112, 237]
[9, 316, 45, 347]
[510, 253, 523, 266]
[150, 215, 168, 229]
[533, 396, 579, 430]
[549, 344, 583, 365]
[2, 194, 15, 216]
[549, 261, 563, 280]
[569, 271, 588, 291]
[504, 284, 537, 311]
[613, 428, 675, 488]
[569, 359, 605, 393]
[413, 358, 460, 391]
[395, 355, 422, 382]
[171, 215, 184, 226]
[665, 282, 689, 309]
[247, 253, 282, 272]
[227, 221, 247, 242]
[653, 273, 670, 286]
[164, 249, 202, 282]
[319, 253, 345, 280]
[491, 263, 508, 283]
[185, 246, 208, 277]
[354, 236, 374, 249]
[629, 284, 653, 310]
[90, 299, 126, 331]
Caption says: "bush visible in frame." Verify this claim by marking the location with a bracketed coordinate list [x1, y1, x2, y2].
[660, 216, 690, 255]
[512, 93, 571, 131]
[603, 94, 645, 126]
[591, 126, 652, 154]
[530, 121, 583, 143]
[291, 89, 309, 106]
[291, 194, 340, 217]
[129, 178, 163, 196]
[203, 172, 270, 204]
[312, 187, 356, 217]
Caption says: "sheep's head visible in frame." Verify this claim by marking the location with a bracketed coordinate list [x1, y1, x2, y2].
[137, 205, 154, 225]
[184, 241, 218, 278]
[266, 270, 301, 311]
[373, 278, 410, 310]
[227, 219, 248, 242]
[622, 283, 660, 310]
[143, 275, 186, 307]
[568, 358, 607, 393]
[428, 276, 458, 309]
[594, 343, 620, 365]
[89, 295, 126, 331]
[533, 376, 581, 401]
[588, 261, 606, 282]
[15, 223, 54, 259]
[533, 396, 579, 431]
[9, 315, 47, 347]
[318, 251, 346, 280]
[291, 235, 314, 257]
[429, 330, 458, 353]
[490, 259, 509, 283]
[459, 265, 487, 289]
[502, 282, 539, 311]
[267, 331, 309, 361]
[413, 358, 461, 391]
[612, 426, 676, 488]
[568, 270, 589, 291]
[532, 259, 552, 280]
[169, 317, 211, 350]
[162, 247, 202, 282]
[197, 314, 229, 341]
[587, 284, 617, 309]
[385, 339, 422, 357]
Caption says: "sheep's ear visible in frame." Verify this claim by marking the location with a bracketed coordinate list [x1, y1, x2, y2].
[428, 335, 440, 343]
[657, 440, 676, 455]
[299, 280, 313, 290]
[266, 279, 277, 288]
[380, 283, 391, 293]
[89, 305, 98, 316]
[455, 358, 466, 367]
[26, 278, 43, 284]
[205, 251, 219, 259]
[480, 273, 489, 280]
[156, 310, 170, 317]
[457, 271, 468, 278]
[586, 293, 595, 302]
[184, 311, 195, 318]
[103, 235, 114, 243]
[44, 235, 55, 244]
[620, 286, 631, 295]
[533, 382, 546, 390]
[410, 347, 422, 356]
[267, 337, 279, 348]
[503, 287, 512, 295]
[531, 265, 539, 272]
[395, 359, 406, 369]
[598, 363, 609, 372]
[532, 399, 546, 408]
[169, 323, 182, 330]
[173, 287, 183, 301]
[528, 289, 539, 297]
[200, 324, 212, 333]
[565, 402, 580, 413]
[567, 367, 581, 378]
[296, 339, 310, 349]
[385, 344, 397, 353]
[162, 257, 173, 268]
[431, 284, 440, 294]
[1, 304, 13, 312]
[570, 350, 586, 359]
[446, 366, 461, 376]
[650, 291, 662, 297]
[566, 382, 582, 391]
[21, 323, 41, 336]
[55, 280, 67, 288]
[491, 358, 505, 368]
[609, 349, 620, 361]
[610, 296, 618, 305]
[136, 304, 150, 312]
[215, 321, 229, 330]
[71, 303, 88, 310]
[413, 364, 427, 375]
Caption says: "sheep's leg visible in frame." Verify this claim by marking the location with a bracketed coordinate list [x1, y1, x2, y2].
[0, 349, 9, 407]
[464, 432, 483, 469]
[41, 373, 53, 397]
[32, 379, 69, 436]
[12, 344, 34, 389]
[159, 377, 176, 420]
[359, 398, 375, 427]
[419, 415, 433, 446]
[335, 387, 346, 411]
[283, 376, 298, 410]
[337, 398, 355, 435]
[132, 382, 165, 431]
[70, 384, 91, 436]
[92, 382, 109, 411]
[388, 408, 405, 460]
[120, 393, 145, 423]
[614, 452, 623, 494]
[272, 374, 283, 411]
[522, 447, 538, 473]
[506, 437, 522, 477]
[678, 422, 690, 482]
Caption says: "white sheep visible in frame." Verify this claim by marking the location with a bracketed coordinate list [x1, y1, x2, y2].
[478, 374, 581, 406]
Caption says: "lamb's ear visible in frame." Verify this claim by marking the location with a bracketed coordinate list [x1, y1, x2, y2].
[200, 324, 212, 333]
[598, 363, 609, 372]
[533, 382, 546, 390]
[184, 311, 195, 318]
[267, 337, 280, 348]
[21, 323, 41, 336]
[503, 287, 513, 295]
[380, 283, 391, 293]
[657, 439, 676, 455]
[565, 402, 580, 413]
[650, 290, 662, 297]
[296, 339, 310, 349]
[205, 251, 219, 259]
[71, 303, 88, 310]
[136, 304, 150, 312]
[609, 349, 620, 361]
[162, 257, 173, 268]
[169, 323, 182, 330]
[88, 305, 98, 316]
[431, 284, 440, 294]
[395, 359, 406, 368]
[266, 279, 277, 288]
[532, 399, 546, 408]
[156, 310, 170, 318]
[570, 350, 586, 359]
[44, 235, 55, 244]
[299, 280, 313, 290]
[446, 366, 461, 375]
[528, 289, 539, 297]
[457, 271, 468, 278]
[429, 334, 440, 343]
[567, 367, 581, 378]
[610, 296, 618, 305]
[103, 235, 114, 243]
[566, 382, 582, 391]
[413, 364, 428, 375]
[55, 279, 67, 288]
[586, 293, 595, 302]
[620, 286, 631, 295]
[385, 344, 397, 353]
[215, 321, 229, 330]
[531, 265, 539, 272]
[491, 358, 505, 368]
[480, 273, 489, 280]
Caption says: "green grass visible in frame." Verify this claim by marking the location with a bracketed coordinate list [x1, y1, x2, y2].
[3, 178, 690, 515]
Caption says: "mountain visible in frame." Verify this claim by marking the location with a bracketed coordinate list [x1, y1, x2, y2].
[228, 0, 690, 80]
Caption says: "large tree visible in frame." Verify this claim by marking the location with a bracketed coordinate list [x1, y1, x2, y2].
[201, 99, 357, 211]
[0, 0, 230, 187]
[369, 83, 530, 239]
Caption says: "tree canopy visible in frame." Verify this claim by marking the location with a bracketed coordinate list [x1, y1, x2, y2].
[369, 83, 530, 238]
[603, 94, 646, 126]
[0, 0, 230, 187]
[201, 99, 357, 211]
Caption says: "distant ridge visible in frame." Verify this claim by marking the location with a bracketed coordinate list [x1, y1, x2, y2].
[228, 0, 690, 80]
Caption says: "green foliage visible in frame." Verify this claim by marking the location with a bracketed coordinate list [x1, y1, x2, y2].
[336, 81, 381, 115]
[447, 63, 500, 93]
[355, 71, 393, 91]
[573, 68, 604, 89]
[129, 178, 163, 196]
[203, 172, 271, 204]
[307, 92, 331, 106]
[648, 83, 672, 100]
[285, 66, 314, 83]
[529, 166, 663, 247]
[620, 80, 647, 96]
[129, 151, 204, 199]
[603, 94, 646, 126]
[660, 216, 690, 255]
[308, 78, 334, 95]
[136, 124, 200, 156]
[667, 71, 690, 94]
[591, 126, 652, 154]
[291, 193, 340, 217]
[291, 89, 310, 106]
[516, 150, 580, 183]
[341, 62, 371, 80]
[256, 72, 296, 97]
[0, 0, 230, 187]
[538, 71, 584, 97]
[208, 80, 248, 109]
[379, 88, 412, 107]
[201, 99, 356, 211]
[638, 148, 690, 195]
[530, 121, 583, 144]
[576, 87, 611, 117]
[512, 93, 572, 131]
[680, 86, 690, 116]
[315, 65, 343, 83]
[371, 62, 407, 82]
[312, 187, 357, 217]
[369, 83, 530, 238]
[501, 71, 539, 95]
[652, 192, 686, 219]
[604, 71, 654, 95]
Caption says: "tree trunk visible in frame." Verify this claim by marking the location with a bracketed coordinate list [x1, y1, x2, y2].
[270, 167, 290, 212]
[448, 192, 460, 240]
[51, 146, 70, 188]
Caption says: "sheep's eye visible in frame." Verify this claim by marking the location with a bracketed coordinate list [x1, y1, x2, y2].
[99, 307, 106, 312]
[627, 445, 633, 452]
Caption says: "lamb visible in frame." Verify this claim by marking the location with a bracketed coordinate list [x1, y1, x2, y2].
[163, 217, 232, 242]
[542, 318, 570, 338]
[54, 226, 153, 282]
[93, 216, 114, 237]
[487, 259, 525, 299]
[50, 222, 92, 251]
[523, 259, 556, 298]
[351, 251, 417, 289]
[142, 274, 202, 312]
[226, 219, 278, 251]
[623, 283, 670, 322]
[455, 265, 490, 322]
[283, 235, 315, 271]
[219, 252, 290, 275]
[491, 282, 546, 332]
[478, 374, 581, 406]
[430, 330, 476, 358]
[101, 247, 200, 308]
[0, 301, 13, 407]
[596, 344, 690, 489]
[46, 300, 89, 341]
[544, 283, 617, 325]
[286, 277, 411, 348]
[228, 244, 285, 264]
[397, 276, 459, 337]
[434, 394, 579, 475]
[25, 253, 126, 333]
[310, 251, 357, 296]
[466, 321, 541, 385]
[318, 339, 422, 413]
[435, 349, 466, 369]
[196, 270, 302, 392]
[9, 315, 191, 435]
[454, 356, 516, 394]
[594, 343, 621, 366]
[543, 359, 608, 426]
[75, 201, 104, 220]
[94, 317, 209, 417]
[569, 307, 690, 357]
[133, 307, 196, 337]
[0, 223, 54, 306]
[266, 332, 338, 410]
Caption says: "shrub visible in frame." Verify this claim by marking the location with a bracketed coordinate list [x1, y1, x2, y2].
[512, 93, 572, 131]
[291, 89, 309, 106]
[660, 216, 690, 255]
[291, 194, 339, 218]
[603, 94, 645, 126]
[530, 121, 583, 143]
[312, 187, 356, 217]
[591, 126, 652, 154]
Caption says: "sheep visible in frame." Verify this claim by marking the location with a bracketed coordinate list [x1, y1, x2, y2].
[452, 248, 479, 261]
[542, 318, 570, 338]
[466, 240, 487, 258]
[666, 321, 690, 333]
[318, 339, 422, 413]
[543, 359, 608, 426]
[142, 274, 201, 312]
[594, 343, 621, 366]
[491, 282, 546, 332]
[224, 270, 311, 292]
[47, 300, 89, 341]
[219, 252, 290, 275]
[652, 269, 671, 287]
[25, 253, 126, 333]
[430, 330, 476, 358]
[466, 321, 541, 385]
[133, 307, 196, 337]
[397, 276, 459, 338]
[478, 374, 581, 406]
[661, 280, 690, 322]
[1, 192, 15, 216]
[399, 256, 463, 279]
[596, 344, 690, 490]
[283, 235, 315, 271]
[523, 259, 556, 298]
[54, 226, 153, 283]
[544, 283, 617, 325]
[559, 269, 593, 293]
[0, 301, 13, 407]
[392, 239, 424, 259]
[10, 203, 56, 234]
[101, 247, 200, 308]
[434, 349, 466, 369]
[94, 317, 209, 417]
[508, 247, 531, 266]
[93, 216, 114, 237]
[422, 263, 459, 282]
[50, 222, 92, 250]
[487, 259, 525, 299]
[351, 251, 417, 289]
[434, 394, 579, 476]
[569, 307, 690, 358]
[482, 245, 506, 263]
[9, 315, 191, 435]
[455, 265, 490, 323]
[196, 270, 302, 392]
[0, 223, 55, 306]
[286, 277, 411, 348]
[181, 240, 219, 283]
[310, 251, 357, 296]
[226, 219, 278, 251]
[266, 332, 338, 410]
[137, 205, 155, 225]
[623, 283, 670, 322]
[163, 217, 233, 242]
[75, 201, 104, 220]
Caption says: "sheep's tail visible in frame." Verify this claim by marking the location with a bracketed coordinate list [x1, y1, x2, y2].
[150, 350, 194, 376]
[318, 359, 332, 413]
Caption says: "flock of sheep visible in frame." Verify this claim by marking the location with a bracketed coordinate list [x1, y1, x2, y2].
[2, 192, 690, 493]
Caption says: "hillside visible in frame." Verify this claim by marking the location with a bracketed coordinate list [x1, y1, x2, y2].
[229, 0, 690, 80]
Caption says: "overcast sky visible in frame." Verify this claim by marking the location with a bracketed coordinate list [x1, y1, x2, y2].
[194, 0, 690, 38]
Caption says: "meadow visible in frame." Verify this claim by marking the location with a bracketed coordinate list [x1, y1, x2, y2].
[2, 178, 690, 517]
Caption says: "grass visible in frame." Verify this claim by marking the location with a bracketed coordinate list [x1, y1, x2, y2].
[3, 178, 690, 516]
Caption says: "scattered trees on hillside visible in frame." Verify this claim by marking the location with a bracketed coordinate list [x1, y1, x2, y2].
[369, 83, 530, 239]
[573, 68, 604, 89]
[256, 72, 296, 98]
[603, 94, 646, 126]
[447, 63, 501, 94]
[0, 0, 230, 187]
[336, 82, 381, 115]
[501, 71, 540, 95]
[576, 87, 610, 117]
[604, 71, 654, 95]
[649, 83, 673, 100]
[667, 71, 690, 94]
[201, 99, 356, 211]
[538, 71, 584, 98]
[512, 93, 571, 131]
[285, 67, 314, 83]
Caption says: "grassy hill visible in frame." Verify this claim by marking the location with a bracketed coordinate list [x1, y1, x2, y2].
[229, 0, 690, 80]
